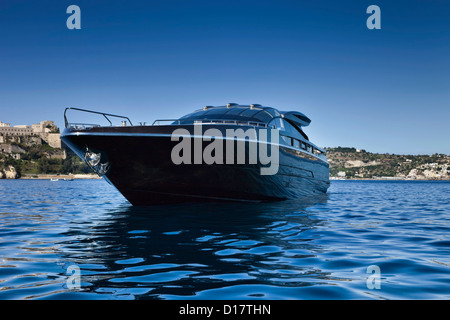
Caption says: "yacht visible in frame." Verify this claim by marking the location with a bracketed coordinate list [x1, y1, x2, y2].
[61, 104, 329, 205]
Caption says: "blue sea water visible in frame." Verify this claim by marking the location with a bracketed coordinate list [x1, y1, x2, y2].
[0, 179, 449, 300]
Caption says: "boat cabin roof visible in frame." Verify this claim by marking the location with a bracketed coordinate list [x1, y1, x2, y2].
[178, 104, 311, 127]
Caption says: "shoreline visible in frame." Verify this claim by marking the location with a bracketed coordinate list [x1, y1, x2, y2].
[331, 177, 450, 181]
[18, 174, 102, 180]
[10, 174, 449, 181]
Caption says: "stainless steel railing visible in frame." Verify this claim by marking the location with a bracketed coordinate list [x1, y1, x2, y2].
[152, 118, 275, 128]
[64, 107, 134, 128]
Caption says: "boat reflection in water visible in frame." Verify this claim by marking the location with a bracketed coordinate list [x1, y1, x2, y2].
[57, 196, 330, 299]
[61, 103, 329, 205]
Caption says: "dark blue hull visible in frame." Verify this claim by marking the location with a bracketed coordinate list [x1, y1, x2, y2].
[62, 124, 329, 205]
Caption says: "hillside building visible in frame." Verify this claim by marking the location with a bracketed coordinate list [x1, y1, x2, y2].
[0, 120, 61, 148]
[0, 121, 33, 136]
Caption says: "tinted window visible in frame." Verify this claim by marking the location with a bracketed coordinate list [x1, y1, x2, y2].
[282, 120, 304, 140]
[268, 118, 285, 130]
[280, 135, 291, 146]
[224, 107, 247, 116]
[178, 106, 278, 124]
[301, 142, 307, 150]
[205, 108, 234, 116]
[253, 110, 275, 123]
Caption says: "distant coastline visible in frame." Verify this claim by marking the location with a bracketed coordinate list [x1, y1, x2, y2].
[7, 174, 448, 182]
[326, 147, 449, 180]
[11, 174, 449, 181]
[1, 119, 91, 179]
[330, 177, 450, 181]
[1, 122, 449, 182]
[19, 173, 101, 180]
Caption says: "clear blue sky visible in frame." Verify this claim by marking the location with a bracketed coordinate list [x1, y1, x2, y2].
[0, 0, 449, 155]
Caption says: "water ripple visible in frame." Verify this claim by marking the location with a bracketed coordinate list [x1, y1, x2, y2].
[0, 180, 449, 299]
